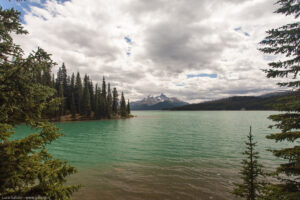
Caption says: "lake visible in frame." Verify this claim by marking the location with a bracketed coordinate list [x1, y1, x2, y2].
[14, 111, 285, 200]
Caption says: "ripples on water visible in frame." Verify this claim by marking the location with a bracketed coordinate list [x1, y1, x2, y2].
[14, 111, 285, 200]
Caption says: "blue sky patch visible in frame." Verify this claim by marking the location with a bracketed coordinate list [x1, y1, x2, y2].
[124, 36, 132, 44]
[234, 27, 241, 31]
[187, 73, 217, 79]
[0, 0, 70, 23]
[234, 27, 250, 37]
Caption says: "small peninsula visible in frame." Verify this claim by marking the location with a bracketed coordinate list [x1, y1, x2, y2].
[43, 64, 132, 122]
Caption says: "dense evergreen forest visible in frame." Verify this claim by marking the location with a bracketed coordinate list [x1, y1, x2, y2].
[43, 63, 131, 121]
[169, 92, 296, 111]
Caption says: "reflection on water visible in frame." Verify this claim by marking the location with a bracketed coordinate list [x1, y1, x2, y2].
[15, 111, 284, 200]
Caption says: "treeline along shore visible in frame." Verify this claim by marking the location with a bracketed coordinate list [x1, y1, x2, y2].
[41, 63, 132, 122]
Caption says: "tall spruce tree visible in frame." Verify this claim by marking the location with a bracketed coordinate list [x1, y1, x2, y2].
[120, 92, 127, 117]
[0, 8, 79, 199]
[233, 127, 264, 200]
[107, 83, 113, 118]
[70, 73, 75, 112]
[96, 86, 102, 119]
[82, 75, 91, 117]
[127, 100, 131, 115]
[259, 0, 300, 199]
[55, 67, 62, 90]
[71, 93, 76, 119]
[101, 77, 107, 117]
[112, 87, 119, 115]
[65, 75, 71, 111]
[61, 63, 67, 94]
[58, 83, 64, 118]
[94, 84, 99, 119]
[75, 72, 83, 114]
[88, 79, 94, 112]
[70, 73, 75, 92]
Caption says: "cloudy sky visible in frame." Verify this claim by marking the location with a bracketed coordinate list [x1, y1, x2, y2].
[1, 0, 296, 103]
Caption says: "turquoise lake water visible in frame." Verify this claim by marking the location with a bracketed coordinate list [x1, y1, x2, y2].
[14, 111, 286, 200]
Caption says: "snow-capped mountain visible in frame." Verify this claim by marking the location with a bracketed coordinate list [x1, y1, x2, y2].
[130, 94, 189, 110]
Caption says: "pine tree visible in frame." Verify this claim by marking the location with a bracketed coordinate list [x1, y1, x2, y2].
[96, 86, 102, 119]
[233, 127, 265, 200]
[75, 72, 83, 114]
[112, 87, 119, 115]
[82, 75, 91, 116]
[88, 79, 94, 113]
[120, 92, 127, 117]
[127, 99, 131, 115]
[69, 73, 75, 112]
[0, 8, 79, 199]
[94, 84, 99, 119]
[70, 73, 75, 92]
[56, 67, 62, 90]
[259, 1, 300, 199]
[61, 63, 67, 94]
[71, 93, 76, 119]
[102, 77, 107, 98]
[107, 83, 113, 118]
[58, 84, 64, 117]
[101, 77, 107, 117]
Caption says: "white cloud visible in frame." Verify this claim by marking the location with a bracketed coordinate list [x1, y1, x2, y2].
[13, 0, 296, 103]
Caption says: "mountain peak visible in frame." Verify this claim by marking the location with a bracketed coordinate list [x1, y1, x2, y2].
[130, 94, 189, 110]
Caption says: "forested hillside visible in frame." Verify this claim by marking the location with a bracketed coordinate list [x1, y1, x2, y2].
[169, 92, 294, 111]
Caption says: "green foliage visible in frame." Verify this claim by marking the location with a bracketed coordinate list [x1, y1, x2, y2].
[58, 84, 64, 117]
[71, 93, 76, 119]
[0, 7, 80, 199]
[127, 100, 131, 115]
[82, 75, 91, 116]
[107, 83, 113, 118]
[120, 92, 127, 117]
[112, 87, 119, 115]
[75, 72, 82, 114]
[233, 127, 265, 200]
[259, 0, 300, 199]
[259, 0, 300, 87]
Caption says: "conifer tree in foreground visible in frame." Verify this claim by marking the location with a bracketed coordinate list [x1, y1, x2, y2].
[233, 127, 264, 200]
[259, 0, 300, 199]
[0, 8, 79, 199]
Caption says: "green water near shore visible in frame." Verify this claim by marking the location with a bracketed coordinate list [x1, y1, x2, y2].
[14, 111, 285, 200]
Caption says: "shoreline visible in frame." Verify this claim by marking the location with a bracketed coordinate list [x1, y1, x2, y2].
[47, 114, 135, 123]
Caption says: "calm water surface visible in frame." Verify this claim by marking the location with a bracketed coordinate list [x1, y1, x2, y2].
[15, 111, 285, 200]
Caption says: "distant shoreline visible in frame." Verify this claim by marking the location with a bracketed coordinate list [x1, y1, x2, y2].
[131, 109, 278, 111]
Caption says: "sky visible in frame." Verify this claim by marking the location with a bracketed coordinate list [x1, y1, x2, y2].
[1, 0, 296, 103]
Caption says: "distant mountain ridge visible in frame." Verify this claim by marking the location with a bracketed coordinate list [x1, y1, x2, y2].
[169, 91, 294, 111]
[131, 94, 189, 110]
